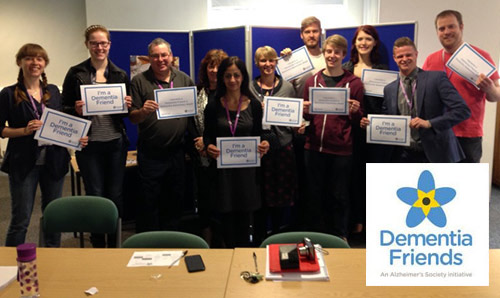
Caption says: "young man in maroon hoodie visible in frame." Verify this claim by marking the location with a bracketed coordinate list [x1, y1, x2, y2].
[302, 34, 364, 242]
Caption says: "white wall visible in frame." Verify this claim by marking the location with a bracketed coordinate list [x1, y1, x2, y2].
[0, 0, 88, 87]
[379, 0, 500, 172]
[85, 0, 208, 30]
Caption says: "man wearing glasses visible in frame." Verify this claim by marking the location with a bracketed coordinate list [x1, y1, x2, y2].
[130, 38, 194, 232]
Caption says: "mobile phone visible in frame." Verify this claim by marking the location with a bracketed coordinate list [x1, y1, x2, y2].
[185, 255, 205, 272]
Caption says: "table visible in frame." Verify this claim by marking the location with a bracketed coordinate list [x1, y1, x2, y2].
[2, 248, 499, 297]
[225, 248, 500, 298]
[0, 248, 232, 298]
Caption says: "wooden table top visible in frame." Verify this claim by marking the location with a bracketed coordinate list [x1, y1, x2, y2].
[1, 247, 499, 297]
[225, 248, 500, 298]
[0, 247, 233, 298]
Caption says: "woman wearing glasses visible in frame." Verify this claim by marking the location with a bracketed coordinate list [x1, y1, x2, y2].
[204, 56, 270, 248]
[62, 24, 131, 248]
[0, 44, 87, 247]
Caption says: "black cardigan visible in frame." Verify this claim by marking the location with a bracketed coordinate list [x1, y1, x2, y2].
[61, 58, 130, 136]
[0, 84, 70, 182]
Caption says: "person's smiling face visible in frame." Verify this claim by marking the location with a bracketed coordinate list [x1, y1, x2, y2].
[86, 30, 110, 62]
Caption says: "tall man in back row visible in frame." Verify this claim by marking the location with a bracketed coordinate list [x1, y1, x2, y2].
[282, 16, 326, 98]
[422, 9, 500, 162]
[130, 38, 194, 232]
[281, 16, 326, 231]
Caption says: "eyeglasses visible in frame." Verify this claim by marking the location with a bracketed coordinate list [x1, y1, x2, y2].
[89, 41, 110, 48]
[150, 53, 171, 60]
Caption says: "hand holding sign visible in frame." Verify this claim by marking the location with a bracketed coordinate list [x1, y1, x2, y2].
[34, 108, 91, 151]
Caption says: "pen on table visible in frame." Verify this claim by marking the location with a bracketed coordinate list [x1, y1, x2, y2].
[168, 250, 188, 268]
[253, 252, 258, 273]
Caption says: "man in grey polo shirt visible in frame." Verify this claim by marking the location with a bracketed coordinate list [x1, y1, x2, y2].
[130, 38, 194, 232]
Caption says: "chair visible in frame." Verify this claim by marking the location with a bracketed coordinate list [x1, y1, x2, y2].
[39, 196, 121, 248]
[122, 231, 209, 248]
[259, 231, 350, 248]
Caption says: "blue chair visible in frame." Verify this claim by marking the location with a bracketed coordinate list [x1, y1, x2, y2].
[122, 231, 209, 248]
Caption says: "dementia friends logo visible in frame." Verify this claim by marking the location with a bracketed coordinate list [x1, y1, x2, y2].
[398, 170, 455, 228]
[366, 164, 489, 286]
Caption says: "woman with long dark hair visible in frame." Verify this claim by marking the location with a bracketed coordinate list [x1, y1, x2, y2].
[203, 56, 270, 247]
[191, 49, 228, 245]
[343, 25, 389, 236]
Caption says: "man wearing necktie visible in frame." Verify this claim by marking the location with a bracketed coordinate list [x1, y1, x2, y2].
[361, 37, 470, 162]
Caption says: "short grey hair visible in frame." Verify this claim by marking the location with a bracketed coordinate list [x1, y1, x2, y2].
[148, 38, 172, 56]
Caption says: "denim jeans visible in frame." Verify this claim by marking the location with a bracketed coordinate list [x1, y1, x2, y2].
[5, 165, 64, 247]
[136, 147, 185, 233]
[75, 136, 127, 247]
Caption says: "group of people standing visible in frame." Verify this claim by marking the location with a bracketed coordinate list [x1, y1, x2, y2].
[1, 9, 498, 248]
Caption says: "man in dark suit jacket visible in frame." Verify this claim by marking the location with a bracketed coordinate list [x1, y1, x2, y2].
[361, 37, 470, 162]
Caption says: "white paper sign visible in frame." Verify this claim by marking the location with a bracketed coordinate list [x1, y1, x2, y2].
[80, 83, 127, 115]
[446, 43, 497, 86]
[34, 108, 91, 151]
[309, 87, 349, 115]
[361, 69, 399, 97]
[217, 136, 260, 169]
[262, 96, 303, 127]
[276, 46, 315, 81]
[366, 164, 489, 286]
[367, 114, 411, 146]
[154, 86, 197, 119]
[126, 251, 185, 267]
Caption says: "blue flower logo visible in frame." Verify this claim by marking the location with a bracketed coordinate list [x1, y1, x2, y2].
[397, 170, 456, 228]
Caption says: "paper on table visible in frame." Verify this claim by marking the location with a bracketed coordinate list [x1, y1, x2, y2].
[265, 245, 330, 281]
[0, 266, 17, 291]
[126, 251, 185, 267]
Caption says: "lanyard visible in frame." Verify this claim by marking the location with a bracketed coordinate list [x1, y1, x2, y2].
[156, 81, 173, 89]
[441, 49, 453, 79]
[399, 79, 417, 111]
[223, 96, 243, 137]
[28, 88, 44, 119]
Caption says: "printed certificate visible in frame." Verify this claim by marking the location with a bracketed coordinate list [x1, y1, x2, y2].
[276, 46, 314, 81]
[216, 136, 260, 169]
[309, 87, 349, 115]
[34, 108, 91, 151]
[262, 96, 303, 127]
[361, 69, 399, 97]
[367, 114, 410, 146]
[80, 83, 127, 116]
[154, 86, 197, 119]
[446, 43, 497, 86]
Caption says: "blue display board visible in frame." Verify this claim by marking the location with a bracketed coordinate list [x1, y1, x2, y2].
[192, 27, 246, 84]
[109, 30, 191, 76]
[325, 22, 416, 71]
[250, 26, 303, 79]
[108, 30, 191, 150]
